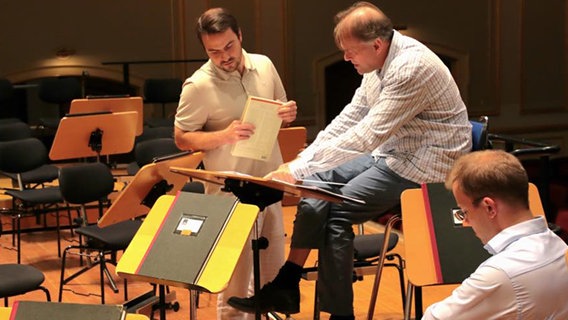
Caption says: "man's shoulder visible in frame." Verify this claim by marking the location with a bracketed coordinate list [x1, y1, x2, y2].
[246, 52, 274, 67]
[185, 63, 217, 86]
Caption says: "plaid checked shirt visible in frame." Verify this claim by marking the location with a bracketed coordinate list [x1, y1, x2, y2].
[290, 31, 471, 183]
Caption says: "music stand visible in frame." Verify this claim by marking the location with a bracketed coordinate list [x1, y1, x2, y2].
[168, 167, 364, 205]
[69, 97, 144, 136]
[117, 194, 260, 320]
[97, 151, 203, 319]
[98, 151, 204, 228]
[49, 111, 138, 162]
[169, 167, 364, 320]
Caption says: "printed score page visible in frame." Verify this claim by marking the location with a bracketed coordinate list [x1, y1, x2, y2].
[231, 96, 283, 161]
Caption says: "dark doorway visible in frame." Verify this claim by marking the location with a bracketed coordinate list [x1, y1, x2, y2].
[324, 60, 362, 125]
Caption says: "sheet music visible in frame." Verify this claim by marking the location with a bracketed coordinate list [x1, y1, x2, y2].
[231, 96, 283, 161]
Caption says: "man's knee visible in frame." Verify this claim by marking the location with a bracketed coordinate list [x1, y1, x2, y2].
[290, 199, 329, 248]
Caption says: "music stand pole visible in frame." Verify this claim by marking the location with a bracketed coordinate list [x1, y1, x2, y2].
[222, 178, 283, 320]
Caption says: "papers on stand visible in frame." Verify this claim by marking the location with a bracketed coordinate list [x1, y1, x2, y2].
[169, 167, 365, 205]
[273, 179, 365, 204]
[231, 96, 283, 161]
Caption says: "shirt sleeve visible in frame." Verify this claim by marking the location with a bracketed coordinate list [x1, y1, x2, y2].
[422, 266, 515, 320]
[174, 81, 209, 132]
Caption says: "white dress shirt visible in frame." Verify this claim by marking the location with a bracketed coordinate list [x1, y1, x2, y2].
[423, 216, 568, 319]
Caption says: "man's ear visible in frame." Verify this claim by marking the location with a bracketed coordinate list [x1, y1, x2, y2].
[238, 29, 243, 42]
[373, 38, 382, 52]
[483, 197, 498, 219]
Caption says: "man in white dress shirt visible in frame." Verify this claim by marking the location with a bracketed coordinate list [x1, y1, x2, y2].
[423, 149, 568, 319]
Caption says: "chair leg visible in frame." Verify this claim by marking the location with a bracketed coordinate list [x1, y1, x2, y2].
[313, 280, 320, 320]
[16, 214, 21, 264]
[59, 245, 102, 302]
[402, 282, 423, 320]
[366, 214, 401, 320]
[395, 255, 407, 307]
[415, 286, 423, 319]
[59, 246, 70, 302]
[99, 251, 106, 304]
[67, 206, 74, 237]
[39, 286, 51, 301]
[404, 282, 414, 320]
[55, 205, 61, 258]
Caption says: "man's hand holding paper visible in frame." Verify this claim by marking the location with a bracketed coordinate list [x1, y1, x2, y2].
[277, 100, 298, 125]
[223, 120, 255, 144]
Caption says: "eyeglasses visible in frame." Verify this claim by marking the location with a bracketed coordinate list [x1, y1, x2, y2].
[453, 208, 468, 222]
[453, 195, 487, 222]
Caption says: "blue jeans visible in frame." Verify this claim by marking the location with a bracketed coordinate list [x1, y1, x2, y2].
[290, 155, 419, 315]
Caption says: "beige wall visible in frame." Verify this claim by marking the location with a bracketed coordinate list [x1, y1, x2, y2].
[1, 0, 567, 155]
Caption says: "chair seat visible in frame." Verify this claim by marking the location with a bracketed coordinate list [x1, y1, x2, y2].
[5, 187, 62, 205]
[126, 161, 140, 176]
[0, 264, 45, 297]
[3, 164, 59, 185]
[353, 232, 399, 261]
[77, 220, 142, 250]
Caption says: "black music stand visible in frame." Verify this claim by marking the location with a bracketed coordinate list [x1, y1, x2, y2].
[169, 168, 362, 320]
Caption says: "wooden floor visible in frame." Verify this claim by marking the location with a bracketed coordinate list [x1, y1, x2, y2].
[0, 191, 456, 320]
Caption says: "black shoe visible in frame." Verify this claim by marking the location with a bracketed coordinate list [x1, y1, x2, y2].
[227, 281, 300, 314]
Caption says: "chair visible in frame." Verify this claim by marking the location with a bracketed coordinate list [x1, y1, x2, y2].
[0, 222, 51, 307]
[0, 138, 66, 264]
[470, 115, 489, 151]
[0, 121, 33, 141]
[58, 162, 142, 304]
[143, 78, 182, 128]
[126, 137, 181, 176]
[299, 213, 406, 320]
[37, 77, 82, 129]
[0, 121, 60, 188]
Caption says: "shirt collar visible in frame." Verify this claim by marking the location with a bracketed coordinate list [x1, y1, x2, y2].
[211, 49, 255, 80]
[484, 216, 548, 255]
[377, 30, 402, 78]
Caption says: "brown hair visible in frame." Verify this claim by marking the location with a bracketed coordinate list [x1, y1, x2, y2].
[195, 7, 240, 46]
[445, 150, 529, 209]
[333, 1, 393, 48]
